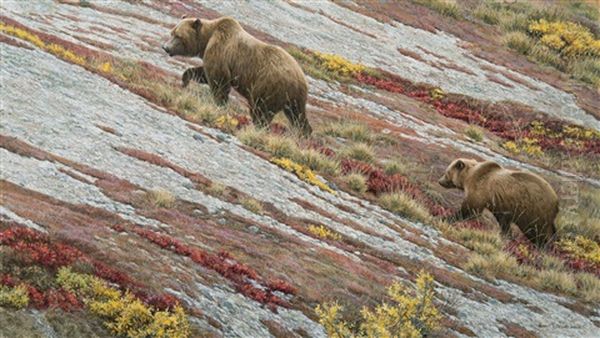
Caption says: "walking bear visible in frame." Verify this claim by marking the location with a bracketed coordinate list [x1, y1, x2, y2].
[163, 16, 312, 135]
[439, 158, 558, 247]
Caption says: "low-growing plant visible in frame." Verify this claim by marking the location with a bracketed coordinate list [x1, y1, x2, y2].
[340, 143, 376, 163]
[464, 125, 484, 142]
[575, 272, 600, 302]
[414, 0, 460, 18]
[207, 182, 227, 197]
[382, 160, 410, 176]
[0, 285, 29, 309]
[316, 270, 441, 338]
[57, 268, 190, 338]
[379, 192, 432, 224]
[321, 121, 373, 143]
[535, 270, 577, 294]
[146, 189, 176, 208]
[308, 225, 342, 241]
[271, 157, 335, 193]
[240, 197, 264, 215]
[296, 148, 340, 176]
[344, 173, 368, 193]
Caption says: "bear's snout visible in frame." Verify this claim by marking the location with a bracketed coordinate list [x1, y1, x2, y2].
[438, 176, 453, 188]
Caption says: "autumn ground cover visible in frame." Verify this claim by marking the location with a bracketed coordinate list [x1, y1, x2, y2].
[1, 1, 599, 336]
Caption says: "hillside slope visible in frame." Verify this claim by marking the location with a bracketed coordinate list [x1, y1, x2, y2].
[1, 1, 599, 337]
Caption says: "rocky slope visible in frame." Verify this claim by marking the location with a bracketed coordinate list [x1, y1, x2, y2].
[1, 1, 599, 337]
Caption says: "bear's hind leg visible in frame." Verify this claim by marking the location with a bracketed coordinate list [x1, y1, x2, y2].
[494, 212, 513, 237]
[209, 81, 231, 106]
[250, 106, 275, 130]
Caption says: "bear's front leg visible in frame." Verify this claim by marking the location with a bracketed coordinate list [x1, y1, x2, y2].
[182, 66, 207, 87]
[447, 202, 480, 223]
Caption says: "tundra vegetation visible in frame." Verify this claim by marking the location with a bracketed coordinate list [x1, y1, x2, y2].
[1, 7, 599, 336]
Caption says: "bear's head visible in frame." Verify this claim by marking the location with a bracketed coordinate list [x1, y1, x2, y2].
[438, 158, 477, 190]
[163, 16, 207, 57]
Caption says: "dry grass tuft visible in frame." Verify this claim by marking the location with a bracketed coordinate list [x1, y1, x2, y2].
[344, 173, 368, 193]
[379, 192, 432, 224]
[340, 143, 376, 163]
[575, 273, 600, 303]
[464, 125, 484, 142]
[146, 189, 176, 208]
[297, 149, 340, 176]
[535, 270, 577, 294]
[240, 197, 264, 215]
[321, 121, 373, 143]
[207, 182, 227, 197]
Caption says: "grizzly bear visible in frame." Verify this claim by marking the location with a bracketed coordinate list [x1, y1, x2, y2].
[438, 158, 558, 247]
[163, 16, 312, 135]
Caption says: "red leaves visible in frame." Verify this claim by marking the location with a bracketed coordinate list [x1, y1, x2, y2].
[1, 227, 83, 269]
[144, 293, 180, 311]
[355, 70, 599, 156]
[132, 227, 295, 308]
[24, 285, 82, 311]
[266, 278, 297, 295]
[355, 73, 405, 94]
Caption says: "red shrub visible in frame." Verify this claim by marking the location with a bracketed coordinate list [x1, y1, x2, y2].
[0, 274, 17, 287]
[132, 227, 293, 308]
[266, 278, 297, 295]
[145, 293, 180, 311]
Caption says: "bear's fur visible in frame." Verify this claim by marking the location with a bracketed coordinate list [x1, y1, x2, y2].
[182, 66, 207, 88]
[163, 17, 312, 135]
[438, 158, 558, 247]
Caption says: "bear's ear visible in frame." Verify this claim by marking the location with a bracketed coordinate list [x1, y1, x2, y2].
[192, 18, 201, 30]
[181, 14, 187, 19]
[455, 160, 465, 170]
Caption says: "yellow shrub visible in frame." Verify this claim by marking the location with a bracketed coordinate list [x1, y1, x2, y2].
[0, 284, 29, 309]
[0, 23, 45, 48]
[0, 23, 87, 65]
[57, 267, 190, 338]
[46, 43, 86, 65]
[315, 302, 355, 338]
[502, 139, 543, 157]
[271, 157, 335, 193]
[558, 236, 600, 265]
[314, 52, 365, 76]
[107, 294, 154, 338]
[148, 305, 191, 338]
[99, 62, 113, 74]
[429, 88, 445, 100]
[215, 115, 239, 133]
[316, 271, 440, 338]
[308, 224, 342, 241]
[529, 19, 600, 58]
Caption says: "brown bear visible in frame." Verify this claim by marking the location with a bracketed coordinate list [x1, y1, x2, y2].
[438, 158, 558, 247]
[163, 16, 312, 135]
